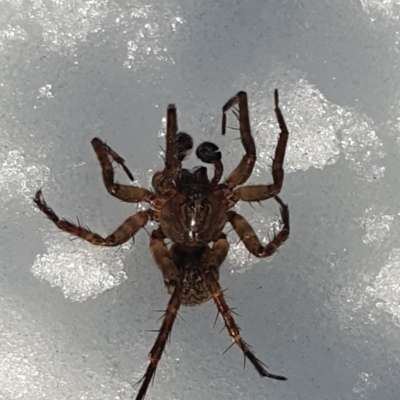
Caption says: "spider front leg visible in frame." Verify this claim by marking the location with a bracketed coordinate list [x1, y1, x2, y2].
[271, 89, 289, 193]
[233, 90, 289, 201]
[91, 138, 152, 203]
[222, 91, 256, 189]
[34, 190, 148, 246]
[227, 196, 289, 258]
[153, 104, 182, 195]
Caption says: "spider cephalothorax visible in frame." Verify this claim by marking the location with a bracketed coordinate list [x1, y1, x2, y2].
[160, 167, 228, 245]
[34, 90, 290, 400]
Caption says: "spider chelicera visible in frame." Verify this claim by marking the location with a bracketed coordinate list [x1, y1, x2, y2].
[34, 90, 290, 399]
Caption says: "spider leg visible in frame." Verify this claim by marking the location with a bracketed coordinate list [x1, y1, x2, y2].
[196, 142, 224, 185]
[92, 138, 152, 203]
[234, 183, 280, 202]
[270, 89, 289, 194]
[235, 90, 289, 200]
[135, 283, 182, 400]
[227, 197, 289, 258]
[204, 270, 287, 380]
[34, 189, 148, 246]
[149, 228, 180, 285]
[222, 91, 256, 189]
[222, 90, 289, 195]
[206, 232, 230, 268]
[153, 104, 181, 195]
[165, 105, 180, 176]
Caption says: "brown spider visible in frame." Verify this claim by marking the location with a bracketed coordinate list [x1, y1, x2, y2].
[34, 90, 290, 399]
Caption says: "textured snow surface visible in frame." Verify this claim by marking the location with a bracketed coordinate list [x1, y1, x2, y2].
[1, 0, 400, 399]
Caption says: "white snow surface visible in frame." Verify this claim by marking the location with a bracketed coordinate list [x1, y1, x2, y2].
[1, 0, 400, 399]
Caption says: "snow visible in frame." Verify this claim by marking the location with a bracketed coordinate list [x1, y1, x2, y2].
[1, 0, 400, 399]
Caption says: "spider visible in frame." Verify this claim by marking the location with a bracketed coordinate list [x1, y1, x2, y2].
[34, 90, 290, 400]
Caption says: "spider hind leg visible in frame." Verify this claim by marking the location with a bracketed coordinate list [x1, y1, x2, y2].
[205, 270, 287, 381]
[135, 284, 182, 400]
